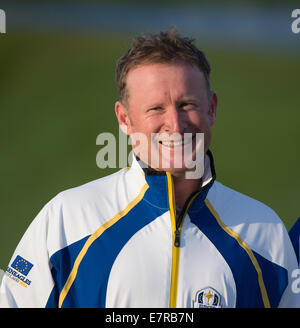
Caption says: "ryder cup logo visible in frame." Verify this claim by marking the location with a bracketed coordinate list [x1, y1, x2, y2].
[0, 9, 6, 34]
[193, 287, 222, 308]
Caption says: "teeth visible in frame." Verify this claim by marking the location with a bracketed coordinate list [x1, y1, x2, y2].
[161, 139, 188, 146]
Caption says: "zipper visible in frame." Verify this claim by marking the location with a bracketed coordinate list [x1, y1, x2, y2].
[174, 190, 202, 247]
[165, 172, 178, 245]
[166, 172, 202, 308]
[174, 230, 180, 247]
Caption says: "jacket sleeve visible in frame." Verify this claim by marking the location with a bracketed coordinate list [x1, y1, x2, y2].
[277, 220, 300, 308]
[0, 201, 57, 308]
[289, 217, 300, 266]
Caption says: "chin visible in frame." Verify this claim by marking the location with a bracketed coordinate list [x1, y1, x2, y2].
[164, 165, 189, 177]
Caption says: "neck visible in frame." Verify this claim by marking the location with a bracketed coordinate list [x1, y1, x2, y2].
[172, 174, 202, 208]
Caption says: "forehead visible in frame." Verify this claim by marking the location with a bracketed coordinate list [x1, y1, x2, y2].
[126, 62, 207, 100]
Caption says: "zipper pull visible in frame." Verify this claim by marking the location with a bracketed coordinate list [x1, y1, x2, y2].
[174, 229, 180, 247]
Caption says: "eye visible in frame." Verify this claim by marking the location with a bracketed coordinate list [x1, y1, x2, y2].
[180, 102, 197, 110]
[148, 106, 163, 112]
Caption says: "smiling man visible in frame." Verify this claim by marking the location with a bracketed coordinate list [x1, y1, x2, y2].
[0, 28, 299, 308]
[115, 60, 217, 206]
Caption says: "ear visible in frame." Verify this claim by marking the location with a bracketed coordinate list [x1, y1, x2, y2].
[208, 91, 218, 126]
[115, 101, 132, 135]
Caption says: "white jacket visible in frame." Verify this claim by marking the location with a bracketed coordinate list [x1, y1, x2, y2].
[0, 151, 298, 308]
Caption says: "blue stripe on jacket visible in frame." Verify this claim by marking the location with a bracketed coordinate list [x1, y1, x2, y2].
[47, 175, 169, 308]
[188, 196, 288, 308]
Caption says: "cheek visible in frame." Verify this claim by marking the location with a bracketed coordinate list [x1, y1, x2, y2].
[192, 105, 216, 128]
[131, 115, 162, 135]
[188, 112, 209, 131]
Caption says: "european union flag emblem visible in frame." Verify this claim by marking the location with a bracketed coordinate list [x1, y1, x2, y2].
[11, 255, 33, 276]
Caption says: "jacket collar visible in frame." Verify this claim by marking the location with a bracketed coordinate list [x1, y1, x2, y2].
[129, 150, 216, 210]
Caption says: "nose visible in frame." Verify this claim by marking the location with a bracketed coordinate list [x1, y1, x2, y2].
[163, 106, 186, 133]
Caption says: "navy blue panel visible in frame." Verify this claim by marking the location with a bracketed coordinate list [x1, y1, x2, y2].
[289, 217, 300, 265]
[188, 199, 265, 308]
[62, 188, 166, 307]
[143, 174, 169, 209]
[46, 235, 89, 307]
[253, 251, 288, 308]
[45, 280, 59, 308]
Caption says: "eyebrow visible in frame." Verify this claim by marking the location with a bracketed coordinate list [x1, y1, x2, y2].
[142, 96, 200, 110]
[177, 96, 199, 103]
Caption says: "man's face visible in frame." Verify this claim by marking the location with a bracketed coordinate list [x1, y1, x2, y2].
[115, 61, 217, 177]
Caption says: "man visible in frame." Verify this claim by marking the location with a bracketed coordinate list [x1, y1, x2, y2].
[0, 28, 298, 308]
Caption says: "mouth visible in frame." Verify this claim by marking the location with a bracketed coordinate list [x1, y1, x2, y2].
[158, 135, 194, 148]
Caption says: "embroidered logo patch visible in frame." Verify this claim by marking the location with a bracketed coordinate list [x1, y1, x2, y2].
[193, 287, 222, 308]
[4, 255, 33, 288]
[11, 255, 33, 276]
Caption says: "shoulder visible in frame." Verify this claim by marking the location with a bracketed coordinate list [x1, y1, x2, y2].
[206, 181, 292, 268]
[40, 168, 130, 226]
[55, 168, 129, 204]
[29, 168, 135, 257]
[207, 181, 282, 224]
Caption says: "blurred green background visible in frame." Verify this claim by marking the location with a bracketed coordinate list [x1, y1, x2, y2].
[0, 1, 300, 270]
